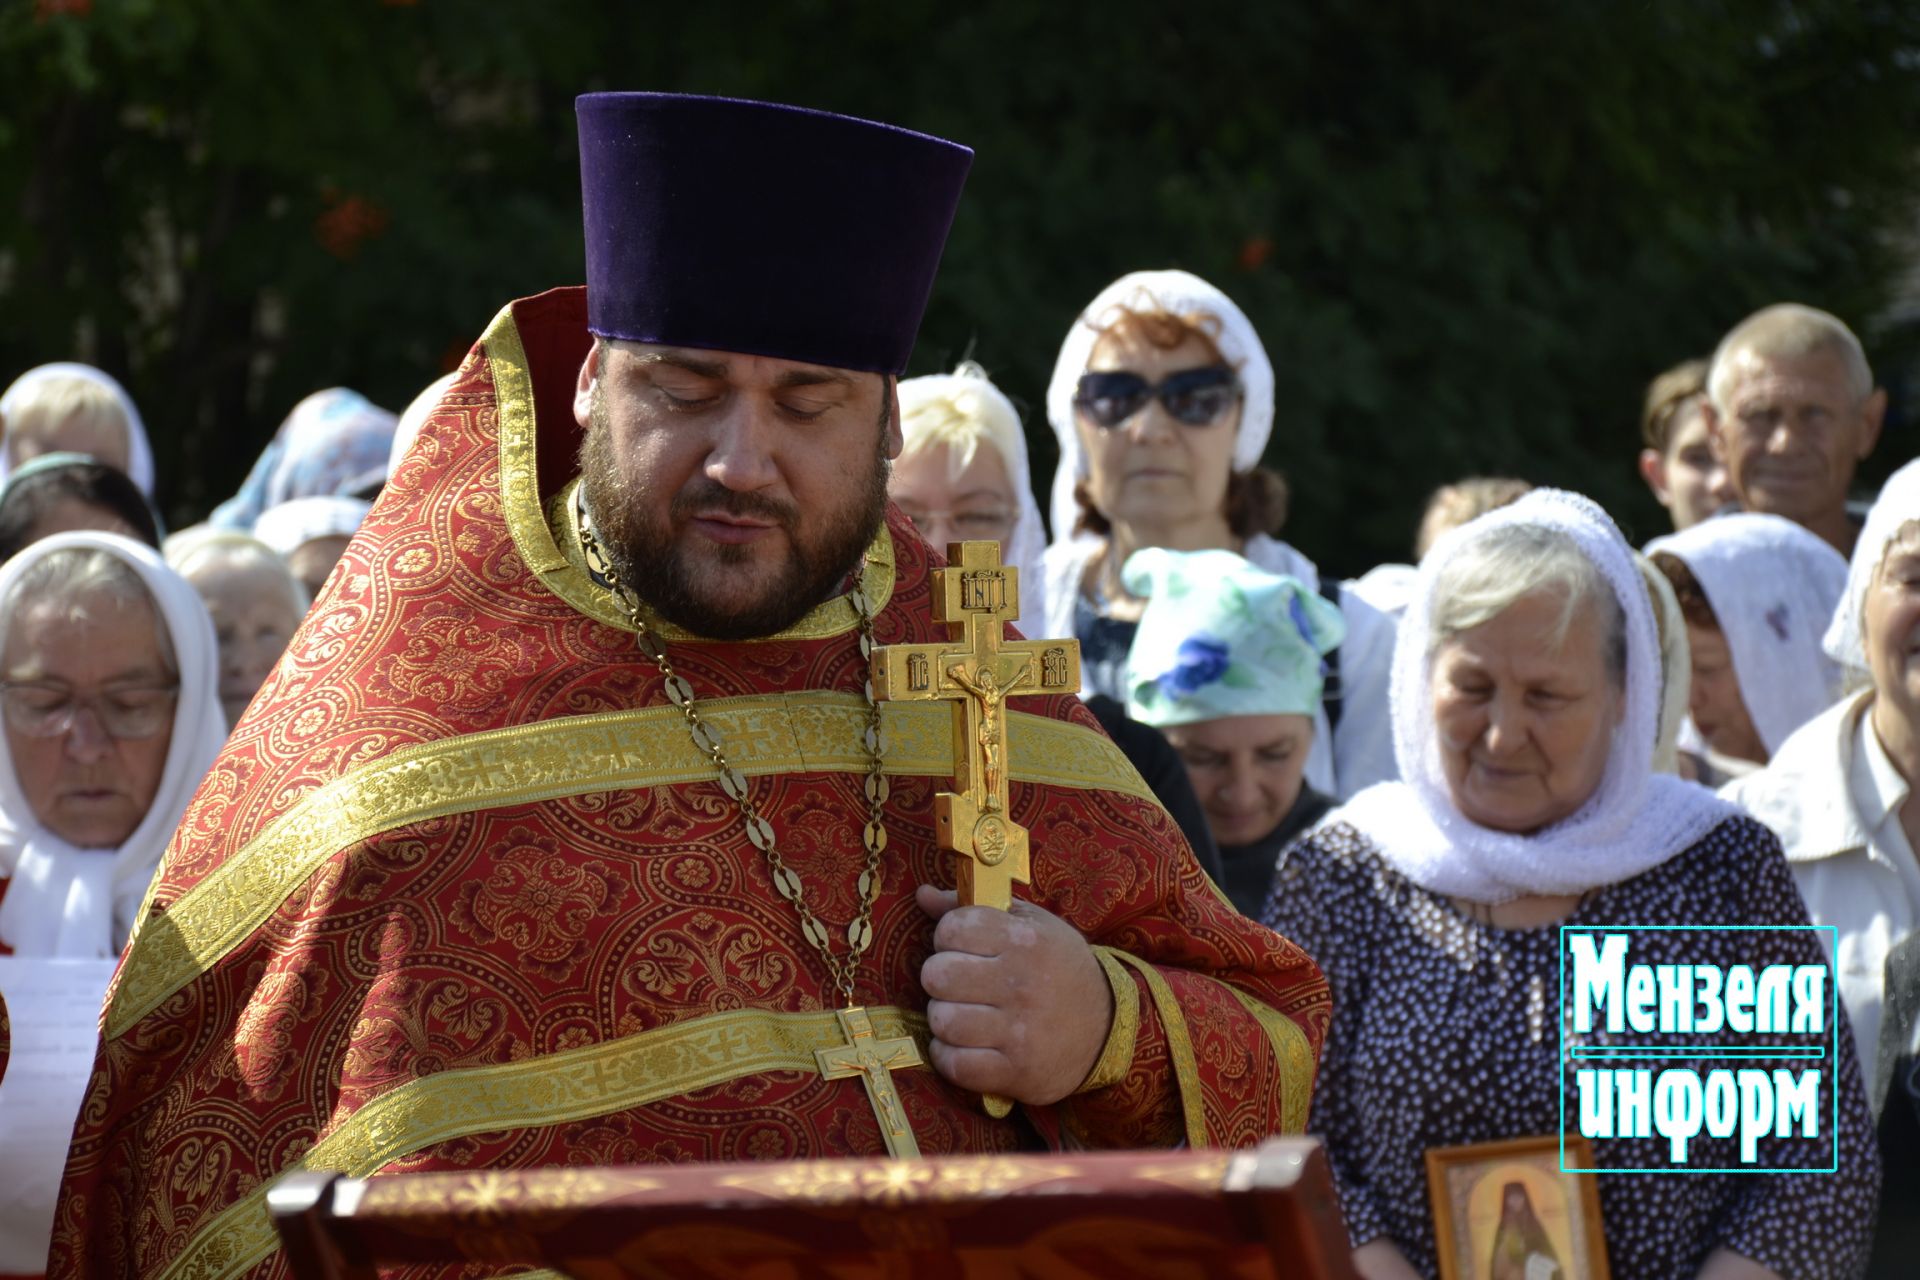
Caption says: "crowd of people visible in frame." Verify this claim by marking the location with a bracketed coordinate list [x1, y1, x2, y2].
[0, 252, 1912, 1279]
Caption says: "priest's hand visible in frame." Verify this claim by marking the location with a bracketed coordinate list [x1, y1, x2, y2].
[915, 884, 1114, 1106]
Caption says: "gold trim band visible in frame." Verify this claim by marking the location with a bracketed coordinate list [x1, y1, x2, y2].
[1224, 983, 1316, 1135]
[1076, 946, 1141, 1095]
[1107, 950, 1208, 1148]
[109, 694, 1152, 1039]
[157, 1005, 930, 1280]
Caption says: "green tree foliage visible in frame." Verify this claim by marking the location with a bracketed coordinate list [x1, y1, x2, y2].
[3, 0, 1917, 568]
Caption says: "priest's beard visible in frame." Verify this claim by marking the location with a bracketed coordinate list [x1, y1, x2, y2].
[579, 387, 892, 641]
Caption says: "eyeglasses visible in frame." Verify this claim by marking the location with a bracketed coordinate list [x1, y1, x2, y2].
[1073, 367, 1242, 430]
[0, 680, 180, 740]
[896, 505, 1018, 541]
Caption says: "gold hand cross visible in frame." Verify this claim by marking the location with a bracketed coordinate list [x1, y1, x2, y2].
[871, 541, 1081, 909]
[870, 541, 1082, 1120]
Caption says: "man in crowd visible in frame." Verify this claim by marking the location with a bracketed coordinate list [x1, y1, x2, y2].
[1705, 302, 1885, 555]
[52, 94, 1329, 1280]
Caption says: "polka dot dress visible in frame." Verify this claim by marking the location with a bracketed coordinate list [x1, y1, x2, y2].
[1264, 815, 1880, 1280]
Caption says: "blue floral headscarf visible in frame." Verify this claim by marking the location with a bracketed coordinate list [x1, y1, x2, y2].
[1122, 547, 1345, 727]
[209, 388, 396, 530]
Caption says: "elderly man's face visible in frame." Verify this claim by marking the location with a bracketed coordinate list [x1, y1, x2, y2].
[574, 341, 900, 639]
[1707, 347, 1883, 531]
[2, 591, 176, 848]
[1431, 588, 1622, 835]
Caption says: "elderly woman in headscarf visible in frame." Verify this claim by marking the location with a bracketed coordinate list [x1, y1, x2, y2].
[163, 527, 309, 728]
[1647, 513, 1849, 786]
[1042, 269, 1395, 799]
[0, 364, 156, 495]
[1263, 490, 1878, 1280]
[0, 532, 225, 956]
[1122, 548, 1343, 916]
[892, 362, 1048, 632]
[1724, 460, 1920, 1278]
[209, 387, 396, 531]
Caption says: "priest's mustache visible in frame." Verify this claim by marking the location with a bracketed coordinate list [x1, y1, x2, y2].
[671, 481, 797, 531]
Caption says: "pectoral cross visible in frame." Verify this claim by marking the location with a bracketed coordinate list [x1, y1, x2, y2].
[871, 542, 1082, 1120]
[871, 542, 1082, 910]
[814, 1006, 923, 1159]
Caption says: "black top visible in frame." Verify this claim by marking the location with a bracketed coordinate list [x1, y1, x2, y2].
[1217, 782, 1333, 917]
[1082, 694, 1225, 889]
[1263, 816, 1881, 1279]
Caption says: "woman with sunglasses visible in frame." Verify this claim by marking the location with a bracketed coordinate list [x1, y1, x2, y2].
[1042, 269, 1397, 799]
[0, 531, 226, 958]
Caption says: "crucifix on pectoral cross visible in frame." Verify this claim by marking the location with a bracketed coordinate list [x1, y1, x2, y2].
[814, 1006, 923, 1159]
[871, 541, 1082, 911]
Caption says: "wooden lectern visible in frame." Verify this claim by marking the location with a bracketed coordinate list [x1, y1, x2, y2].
[269, 1139, 1358, 1280]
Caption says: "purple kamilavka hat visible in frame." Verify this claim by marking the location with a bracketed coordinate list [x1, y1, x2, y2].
[577, 93, 973, 375]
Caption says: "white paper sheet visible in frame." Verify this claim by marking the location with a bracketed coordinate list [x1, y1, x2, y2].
[0, 958, 115, 1274]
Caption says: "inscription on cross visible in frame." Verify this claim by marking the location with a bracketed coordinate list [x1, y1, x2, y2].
[870, 541, 1082, 911]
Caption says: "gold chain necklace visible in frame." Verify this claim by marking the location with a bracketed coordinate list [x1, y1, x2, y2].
[577, 511, 891, 1006]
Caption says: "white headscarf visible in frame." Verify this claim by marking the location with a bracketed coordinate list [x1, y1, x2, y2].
[1636, 554, 1691, 777]
[252, 495, 372, 557]
[1646, 513, 1848, 755]
[1824, 457, 1920, 681]
[0, 363, 156, 497]
[0, 532, 226, 956]
[1043, 269, 1275, 543]
[1334, 490, 1737, 902]
[896, 365, 1048, 633]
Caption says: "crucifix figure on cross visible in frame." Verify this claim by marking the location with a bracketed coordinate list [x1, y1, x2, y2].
[813, 1006, 924, 1159]
[871, 541, 1082, 911]
[872, 541, 1080, 1120]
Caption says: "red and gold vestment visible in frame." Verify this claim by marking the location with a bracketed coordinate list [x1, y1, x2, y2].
[52, 289, 1330, 1280]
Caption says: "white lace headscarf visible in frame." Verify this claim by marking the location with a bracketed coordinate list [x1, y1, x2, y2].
[1646, 512, 1848, 755]
[1335, 490, 1737, 901]
[0, 363, 156, 496]
[896, 364, 1048, 634]
[1824, 457, 1920, 683]
[0, 532, 226, 955]
[1043, 269, 1275, 542]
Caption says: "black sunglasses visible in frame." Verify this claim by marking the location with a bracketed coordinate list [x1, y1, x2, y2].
[1072, 366, 1242, 429]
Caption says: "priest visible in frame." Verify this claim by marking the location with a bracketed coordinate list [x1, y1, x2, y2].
[53, 94, 1330, 1280]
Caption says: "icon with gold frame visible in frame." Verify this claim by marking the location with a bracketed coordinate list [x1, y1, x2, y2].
[1425, 1134, 1610, 1280]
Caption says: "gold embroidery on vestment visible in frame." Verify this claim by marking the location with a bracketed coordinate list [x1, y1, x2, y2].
[1076, 946, 1142, 1094]
[1222, 981, 1316, 1135]
[108, 695, 1153, 1039]
[155, 1005, 929, 1280]
[1105, 950, 1208, 1148]
[484, 308, 896, 639]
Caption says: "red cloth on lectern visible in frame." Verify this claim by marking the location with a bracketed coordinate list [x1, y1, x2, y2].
[51, 288, 1330, 1280]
